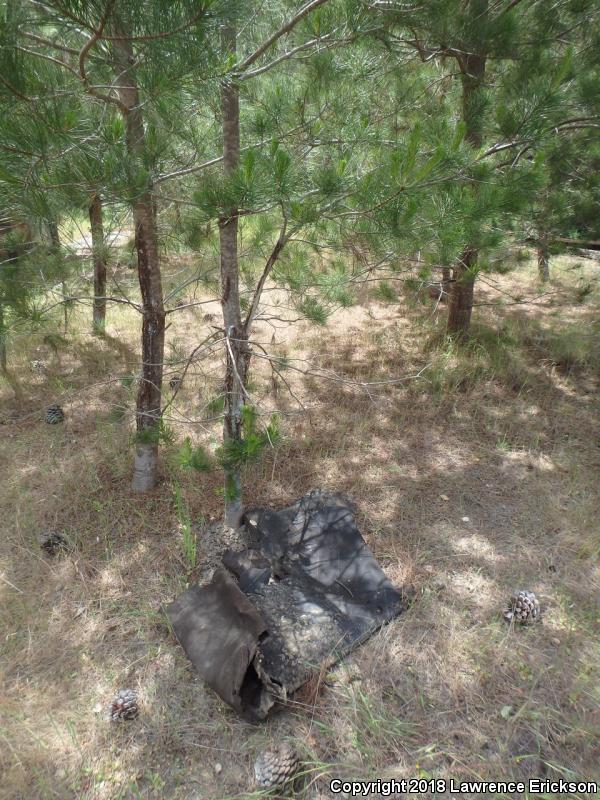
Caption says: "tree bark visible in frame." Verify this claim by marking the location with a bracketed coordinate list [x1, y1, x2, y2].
[447, 248, 477, 337]
[537, 231, 550, 282]
[0, 302, 6, 375]
[47, 220, 60, 249]
[441, 267, 451, 301]
[47, 220, 69, 335]
[219, 23, 250, 527]
[89, 192, 107, 333]
[0, 303, 23, 402]
[113, 31, 165, 492]
[447, 45, 486, 337]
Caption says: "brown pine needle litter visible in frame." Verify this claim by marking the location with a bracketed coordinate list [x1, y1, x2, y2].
[0, 253, 599, 799]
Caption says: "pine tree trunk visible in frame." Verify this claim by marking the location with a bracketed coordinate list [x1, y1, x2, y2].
[89, 192, 107, 334]
[447, 42, 486, 338]
[441, 267, 451, 302]
[0, 303, 6, 374]
[0, 303, 23, 402]
[447, 248, 477, 338]
[48, 220, 60, 249]
[113, 32, 165, 493]
[47, 220, 69, 334]
[219, 23, 250, 528]
[537, 232, 549, 282]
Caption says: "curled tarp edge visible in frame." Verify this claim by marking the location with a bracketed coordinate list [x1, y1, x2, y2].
[164, 569, 276, 720]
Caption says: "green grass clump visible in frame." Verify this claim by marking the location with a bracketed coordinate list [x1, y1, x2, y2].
[375, 281, 398, 302]
[544, 327, 600, 373]
[423, 322, 532, 396]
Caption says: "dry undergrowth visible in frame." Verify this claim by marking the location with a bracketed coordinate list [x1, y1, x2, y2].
[0, 252, 599, 799]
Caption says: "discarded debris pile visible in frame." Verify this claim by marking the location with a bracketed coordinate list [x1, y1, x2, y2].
[166, 490, 407, 720]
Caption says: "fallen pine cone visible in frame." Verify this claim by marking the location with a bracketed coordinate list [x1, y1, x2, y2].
[254, 742, 299, 789]
[504, 590, 540, 624]
[110, 689, 139, 721]
[44, 404, 64, 424]
[38, 530, 71, 556]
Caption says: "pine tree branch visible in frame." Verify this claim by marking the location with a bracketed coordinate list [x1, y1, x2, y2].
[240, 32, 354, 80]
[482, 115, 600, 160]
[155, 122, 308, 184]
[0, 74, 31, 102]
[14, 45, 80, 77]
[20, 31, 80, 55]
[155, 154, 225, 184]
[78, 0, 128, 113]
[246, 347, 432, 392]
[244, 218, 291, 333]
[0, 144, 36, 156]
[49, 293, 143, 312]
[250, 340, 308, 410]
[160, 332, 224, 415]
[97, 9, 208, 41]
[29, 0, 93, 32]
[163, 273, 213, 305]
[482, 139, 529, 158]
[225, 330, 254, 404]
[235, 0, 333, 74]
[165, 299, 218, 314]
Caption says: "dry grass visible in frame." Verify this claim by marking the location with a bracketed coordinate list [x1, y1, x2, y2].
[1, 250, 599, 799]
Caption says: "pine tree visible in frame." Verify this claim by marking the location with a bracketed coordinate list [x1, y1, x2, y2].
[50, 109, 112, 335]
[364, 0, 598, 336]
[7, 0, 215, 489]
[0, 7, 74, 396]
[527, 10, 600, 280]
[188, 1, 378, 523]
[89, 191, 108, 333]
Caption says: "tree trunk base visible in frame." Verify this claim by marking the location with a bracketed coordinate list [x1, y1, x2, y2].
[92, 316, 106, 336]
[224, 472, 243, 528]
[441, 267, 451, 301]
[447, 251, 476, 338]
[131, 443, 158, 492]
[225, 502, 244, 529]
[537, 247, 549, 283]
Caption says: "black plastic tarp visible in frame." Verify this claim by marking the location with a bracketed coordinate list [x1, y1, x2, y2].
[165, 490, 407, 720]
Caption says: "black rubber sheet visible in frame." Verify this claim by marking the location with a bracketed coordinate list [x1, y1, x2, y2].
[165, 490, 407, 720]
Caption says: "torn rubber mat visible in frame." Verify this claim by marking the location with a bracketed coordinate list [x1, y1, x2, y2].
[165, 490, 407, 720]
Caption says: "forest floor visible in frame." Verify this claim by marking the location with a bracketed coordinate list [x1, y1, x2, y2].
[0, 248, 599, 800]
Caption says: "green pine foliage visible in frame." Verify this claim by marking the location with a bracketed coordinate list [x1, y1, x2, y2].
[0, 0, 598, 502]
[217, 405, 281, 473]
[173, 482, 196, 569]
[175, 437, 213, 472]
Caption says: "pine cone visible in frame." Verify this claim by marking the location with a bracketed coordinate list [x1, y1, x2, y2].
[44, 404, 64, 424]
[110, 689, 138, 721]
[38, 530, 71, 556]
[254, 743, 299, 789]
[505, 590, 540, 624]
[169, 374, 183, 390]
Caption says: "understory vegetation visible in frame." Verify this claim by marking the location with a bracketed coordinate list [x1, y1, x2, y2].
[0, 1, 599, 798]
[1, 252, 599, 799]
